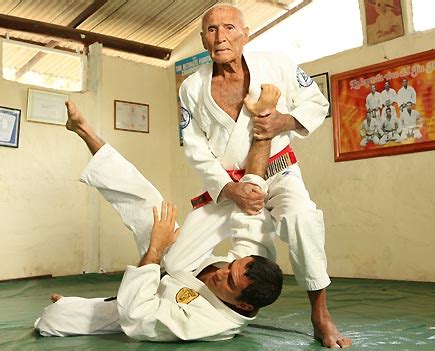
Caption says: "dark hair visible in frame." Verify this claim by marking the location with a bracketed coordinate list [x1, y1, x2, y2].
[238, 255, 283, 309]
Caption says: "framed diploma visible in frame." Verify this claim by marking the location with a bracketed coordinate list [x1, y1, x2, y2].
[0, 106, 21, 148]
[114, 100, 149, 133]
[27, 88, 69, 125]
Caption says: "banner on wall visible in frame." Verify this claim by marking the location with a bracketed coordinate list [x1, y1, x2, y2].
[175, 51, 211, 146]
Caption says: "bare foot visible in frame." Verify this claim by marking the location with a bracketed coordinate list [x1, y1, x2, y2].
[64, 100, 104, 154]
[313, 314, 352, 348]
[65, 100, 88, 133]
[50, 293, 63, 303]
[308, 289, 352, 348]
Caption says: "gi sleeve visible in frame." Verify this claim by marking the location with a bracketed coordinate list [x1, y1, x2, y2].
[279, 54, 329, 138]
[117, 264, 235, 341]
[179, 80, 233, 203]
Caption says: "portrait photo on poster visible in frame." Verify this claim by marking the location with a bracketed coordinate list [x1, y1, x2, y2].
[331, 50, 435, 162]
[312, 72, 331, 117]
[364, 0, 404, 45]
[0, 106, 21, 148]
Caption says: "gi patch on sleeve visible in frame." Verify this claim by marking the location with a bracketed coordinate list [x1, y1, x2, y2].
[180, 107, 191, 129]
[176, 287, 199, 304]
[296, 67, 313, 88]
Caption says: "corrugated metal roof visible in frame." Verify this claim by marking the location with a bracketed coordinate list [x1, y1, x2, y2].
[0, 0, 297, 75]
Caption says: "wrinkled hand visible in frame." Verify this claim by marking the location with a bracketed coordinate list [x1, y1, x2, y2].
[223, 182, 265, 215]
[149, 201, 180, 257]
[244, 84, 281, 116]
[253, 109, 293, 140]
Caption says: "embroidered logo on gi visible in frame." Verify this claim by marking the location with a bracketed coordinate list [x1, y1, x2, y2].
[176, 287, 199, 304]
[296, 67, 313, 88]
[180, 107, 191, 129]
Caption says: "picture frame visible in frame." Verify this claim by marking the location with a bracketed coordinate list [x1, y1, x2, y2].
[312, 72, 331, 117]
[114, 100, 149, 133]
[27, 88, 69, 125]
[0, 106, 21, 148]
[331, 49, 435, 162]
[363, 0, 404, 46]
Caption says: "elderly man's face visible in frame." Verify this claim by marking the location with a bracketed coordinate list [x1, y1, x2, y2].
[201, 6, 249, 64]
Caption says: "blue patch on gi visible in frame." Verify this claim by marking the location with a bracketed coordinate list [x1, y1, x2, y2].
[180, 107, 191, 129]
[281, 168, 301, 179]
[296, 67, 313, 88]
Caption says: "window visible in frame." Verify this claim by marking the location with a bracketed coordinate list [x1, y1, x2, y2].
[2, 39, 86, 92]
[245, 0, 363, 64]
[411, 0, 435, 32]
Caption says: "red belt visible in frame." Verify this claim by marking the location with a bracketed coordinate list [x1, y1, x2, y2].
[191, 145, 297, 209]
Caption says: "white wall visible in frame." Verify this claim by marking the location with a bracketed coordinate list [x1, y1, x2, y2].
[0, 45, 174, 279]
[295, 29, 435, 282]
[1, 0, 433, 282]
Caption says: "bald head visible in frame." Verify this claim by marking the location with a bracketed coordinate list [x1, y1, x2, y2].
[200, 4, 249, 65]
[201, 4, 245, 31]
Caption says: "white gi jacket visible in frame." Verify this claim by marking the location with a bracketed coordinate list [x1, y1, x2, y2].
[117, 256, 256, 341]
[381, 88, 397, 106]
[366, 92, 382, 111]
[179, 51, 328, 203]
[35, 257, 255, 341]
[398, 86, 417, 108]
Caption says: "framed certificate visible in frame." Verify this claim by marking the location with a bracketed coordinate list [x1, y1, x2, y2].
[27, 88, 69, 125]
[114, 100, 149, 133]
[0, 106, 21, 148]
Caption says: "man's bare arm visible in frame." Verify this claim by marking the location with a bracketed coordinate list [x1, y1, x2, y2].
[222, 85, 280, 214]
[138, 201, 180, 267]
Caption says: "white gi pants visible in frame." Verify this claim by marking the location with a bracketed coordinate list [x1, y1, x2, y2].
[165, 164, 330, 291]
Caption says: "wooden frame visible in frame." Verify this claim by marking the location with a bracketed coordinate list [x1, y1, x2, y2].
[363, 0, 404, 46]
[312, 72, 331, 117]
[114, 100, 149, 133]
[27, 88, 68, 125]
[0, 106, 21, 148]
[331, 50, 435, 162]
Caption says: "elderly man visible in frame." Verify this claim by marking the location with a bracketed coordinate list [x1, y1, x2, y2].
[177, 4, 352, 349]
[34, 101, 283, 341]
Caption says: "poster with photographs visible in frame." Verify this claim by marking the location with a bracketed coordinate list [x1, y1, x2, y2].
[331, 50, 435, 162]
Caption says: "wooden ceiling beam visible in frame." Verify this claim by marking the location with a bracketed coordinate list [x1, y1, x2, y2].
[0, 13, 172, 60]
[15, 0, 108, 79]
[249, 0, 312, 41]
